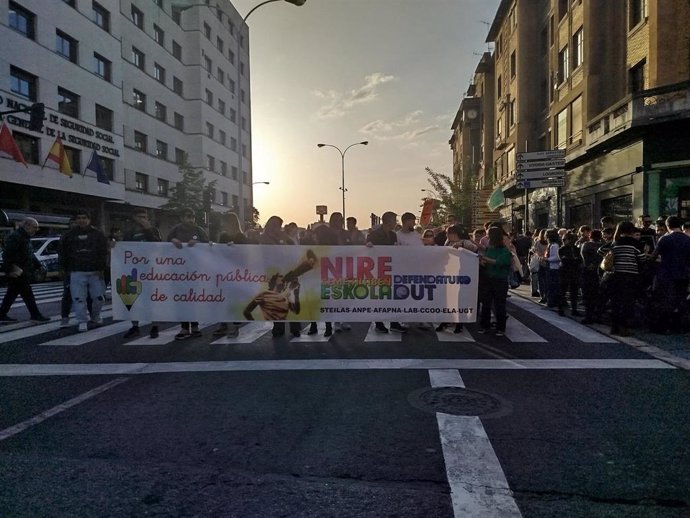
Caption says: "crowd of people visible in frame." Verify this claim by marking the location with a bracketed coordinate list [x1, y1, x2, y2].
[2, 209, 689, 341]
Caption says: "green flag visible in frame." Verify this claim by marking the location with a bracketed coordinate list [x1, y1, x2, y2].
[487, 186, 505, 211]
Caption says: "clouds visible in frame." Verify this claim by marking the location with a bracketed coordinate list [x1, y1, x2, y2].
[314, 73, 396, 119]
[359, 110, 441, 142]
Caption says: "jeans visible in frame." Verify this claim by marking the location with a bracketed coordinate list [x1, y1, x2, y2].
[480, 277, 509, 332]
[0, 273, 41, 318]
[70, 271, 105, 324]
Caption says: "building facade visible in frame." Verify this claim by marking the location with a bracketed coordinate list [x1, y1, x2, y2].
[452, 0, 690, 232]
[0, 0, 253, 236]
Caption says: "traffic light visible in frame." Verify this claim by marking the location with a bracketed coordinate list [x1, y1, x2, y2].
[28, 103, 45, 132]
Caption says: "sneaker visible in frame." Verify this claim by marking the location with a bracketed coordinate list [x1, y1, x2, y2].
[390, 323, 407, 333]
[78, 322, 88, 333]
[30, 315, 51, 323]
[340, 323, 352, 331]
[307, 323, 318, 335]
[495, 330, 505, 337]
[375, 323, 389, 333]
[417, 323, 432, 331]
[531, 292, 540, 297]
[60, 317, 70, 328]
[453, 323, 464, 334]
[477, 327, 488, 334]
[0, 315, 18, 324]
[91, 316, 103, 326]
[175, 329, 191, 340]
[190, 328, 202, 338]
[226, 326, 239, 338]
[149, 326, 159, 339]
[324, 323, 333, 337]
[124, 326, 140, 339]
[435, 323, 447, 332]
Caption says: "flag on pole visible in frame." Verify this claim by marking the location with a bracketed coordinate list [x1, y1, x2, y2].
[420, 198, 435, 226]
[487, 186, 505, 211]
[43, 137, 72, 177]
[0, 121, 28, 167]
[85, 150, 110, 184]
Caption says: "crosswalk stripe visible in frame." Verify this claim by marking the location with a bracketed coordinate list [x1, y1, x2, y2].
[290, 322, 331, 342]
[40, 320, 133, 346]
[0, 286, 111, 310]
[364, 322, 403, 342]
[124, 324, 177, 346]
[435, 327, 476, 342]
[508, 297, 619, 343]
[211, 322, 273, 344]
[0, 308, 113, 343]
[504, 317, 548, 342]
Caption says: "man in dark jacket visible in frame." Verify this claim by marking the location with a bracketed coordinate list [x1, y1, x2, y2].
[366, 211, 406, 334]
[167, 208, 209, 340]
[59, 211, 109, 332]
[0, 218, 49, 324]
[123, 208, 162, 339]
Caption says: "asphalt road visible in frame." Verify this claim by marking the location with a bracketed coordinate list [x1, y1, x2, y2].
[1, 282, 689, 517]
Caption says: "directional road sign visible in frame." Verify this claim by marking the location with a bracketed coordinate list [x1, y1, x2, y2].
[517, 150, 566, 162]
[516, 159, 565, 171]
[516, 177, 565, 189]
[516, 169, 565, 180]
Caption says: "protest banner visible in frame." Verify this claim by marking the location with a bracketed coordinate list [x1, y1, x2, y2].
[111, 243, 478, 323]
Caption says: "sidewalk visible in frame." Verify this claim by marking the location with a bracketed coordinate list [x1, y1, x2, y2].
[509, 283, 690, 371]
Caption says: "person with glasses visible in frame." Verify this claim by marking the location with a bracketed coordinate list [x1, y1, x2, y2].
[0, 218, 50, 324]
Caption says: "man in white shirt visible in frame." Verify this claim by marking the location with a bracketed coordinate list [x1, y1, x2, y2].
[396, 212, 423, 246]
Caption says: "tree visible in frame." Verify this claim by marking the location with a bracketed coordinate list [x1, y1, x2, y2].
[423, 167, 472, 226]
[161, 154, 215, 221]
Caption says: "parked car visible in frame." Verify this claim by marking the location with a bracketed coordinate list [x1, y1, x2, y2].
[30, 237, 62, 283]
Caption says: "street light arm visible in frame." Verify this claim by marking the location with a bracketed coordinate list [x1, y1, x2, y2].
[317, 143, 343, 157]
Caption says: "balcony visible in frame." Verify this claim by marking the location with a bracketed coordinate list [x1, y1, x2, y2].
[495, 134, 509, 150]
[587, 80, 690, 149]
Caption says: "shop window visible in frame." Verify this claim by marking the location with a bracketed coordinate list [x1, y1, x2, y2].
[600, 195, 632, 224]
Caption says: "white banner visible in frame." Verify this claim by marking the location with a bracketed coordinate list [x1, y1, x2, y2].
[111, 243, 478, 323]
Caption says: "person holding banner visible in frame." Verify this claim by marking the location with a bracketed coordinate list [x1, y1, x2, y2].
[478, 226, 513, 336]
[168, 208, 209, 341]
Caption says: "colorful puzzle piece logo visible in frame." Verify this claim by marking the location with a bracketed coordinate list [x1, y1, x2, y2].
[116, 268, 142, 310]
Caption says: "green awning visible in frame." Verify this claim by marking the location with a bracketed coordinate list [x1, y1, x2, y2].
[487, 186, 505, 211]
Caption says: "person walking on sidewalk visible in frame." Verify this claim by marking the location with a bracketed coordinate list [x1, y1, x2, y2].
[60, 211, 109, 332]
[0, 218, 50, 324]
[122, 208, 162, 339]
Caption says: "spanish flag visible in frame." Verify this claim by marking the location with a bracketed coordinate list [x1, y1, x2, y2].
[0, 122, 28, 167]
[43, 136, 72, 177]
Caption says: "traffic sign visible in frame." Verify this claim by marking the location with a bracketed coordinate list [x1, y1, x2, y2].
[516, 159, 565, 170]
[516, 169, 565, 180]
[517, 150, 565, 162]
[516, 177, 565, 189]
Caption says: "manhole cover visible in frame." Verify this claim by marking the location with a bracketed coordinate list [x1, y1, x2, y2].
[408, 387, 509, 418]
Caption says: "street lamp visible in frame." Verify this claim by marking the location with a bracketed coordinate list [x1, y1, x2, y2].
[176, 0, 306, 227]
[317, 141, 368, 220]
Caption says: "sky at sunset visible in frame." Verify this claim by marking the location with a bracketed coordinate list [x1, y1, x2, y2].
[232, 0, 501, 227]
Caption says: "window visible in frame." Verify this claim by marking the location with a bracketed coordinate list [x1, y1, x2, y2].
[154, 63, 166, 84]
[216, 36, 224, 53]
[243, 169, 248, 183]
[221, 192, 228, 206]
[10, 66, 37, 100]
[558, 0, 568, 20]
[157, 178, 169, 196]
[65, 146, 80, 172]
[230, 108, 236, 123]
[134, 131, 147, 152]
[154, 101, 167, 121]
[510, 51, 516, 78]
[242, 144, 248, 158]
[241, 117, 246, 130]
[230, 137, 237, 151]
[232, 194, 239, 209]
[172, 6, 182, 24]
[220, 161, 228, 176]
[509, 100, 516, 127]
[204, 22, 211, 39]
[229, 78, 235, 94]
[570, 96, 582, 143]
[240, 61, 245, 76]
[175, 147, 185, 164]
[174, 112, 184, 130]
[133, 89, 146, 111]
[56, 30, 78, 63]
[204, 56, 212, 72]
[555, 108, 567, 149]
[205, 89, 213, 104]
[132, 47, 145, 70]
[206, 122, 214, 138]
[572, 28, 583, 69]
[229, 49, 235, 65]
[240, 89, 245, 103]
[135, 172, 148, 192]
[93, 53, 111, 81]
[232, 166, 238, 180]
[58, 87, 80, 118]
[172, 41, 182, 60]
[92, 2, 110, 32]
[95, 104, 113, 131]
[173, 76, 183, 95]
[207, 155, 215, 171]
[156, 140, 168, 159]
[558, 45, 569, 83]
[629, 0, 647, 29]
[153, 24, 164, 45]
[153, 0, 163, 7]
[9, 2, 35, 39]
[217, 68, 225, 85]
[131, 5, 143, 29]
[219, 129, 226, 145]
[13, 132, 39, 164]
[218, 99, 226, 115]
[601, 195, 633, 223]
[630, 59, 646, 93]
[63, 0, 75, 6]
[497, 75, 502, 99]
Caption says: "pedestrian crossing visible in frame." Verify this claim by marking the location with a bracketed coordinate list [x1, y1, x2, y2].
[0, 282, 112, 310]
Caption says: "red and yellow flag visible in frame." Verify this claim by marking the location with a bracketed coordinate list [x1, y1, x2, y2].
[44, 137, 72, 177]
[0, 122, 28, 167]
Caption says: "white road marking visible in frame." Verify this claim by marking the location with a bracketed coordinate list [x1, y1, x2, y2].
[508, 297, 619, 343]
[435, 327, 476, 342]
[125, 325, 180, 346]
[430, 370, 522, 517]
[290, 322, 332, 342]
[0, 358, 674, 377]
[0, 308, 114, 343]
[364, 322, 404, 342]
[0, 377, 129, 442]
[40, 320, 136, 346]
[211, 322, 273, 344]
[504, 317, 548, 343]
